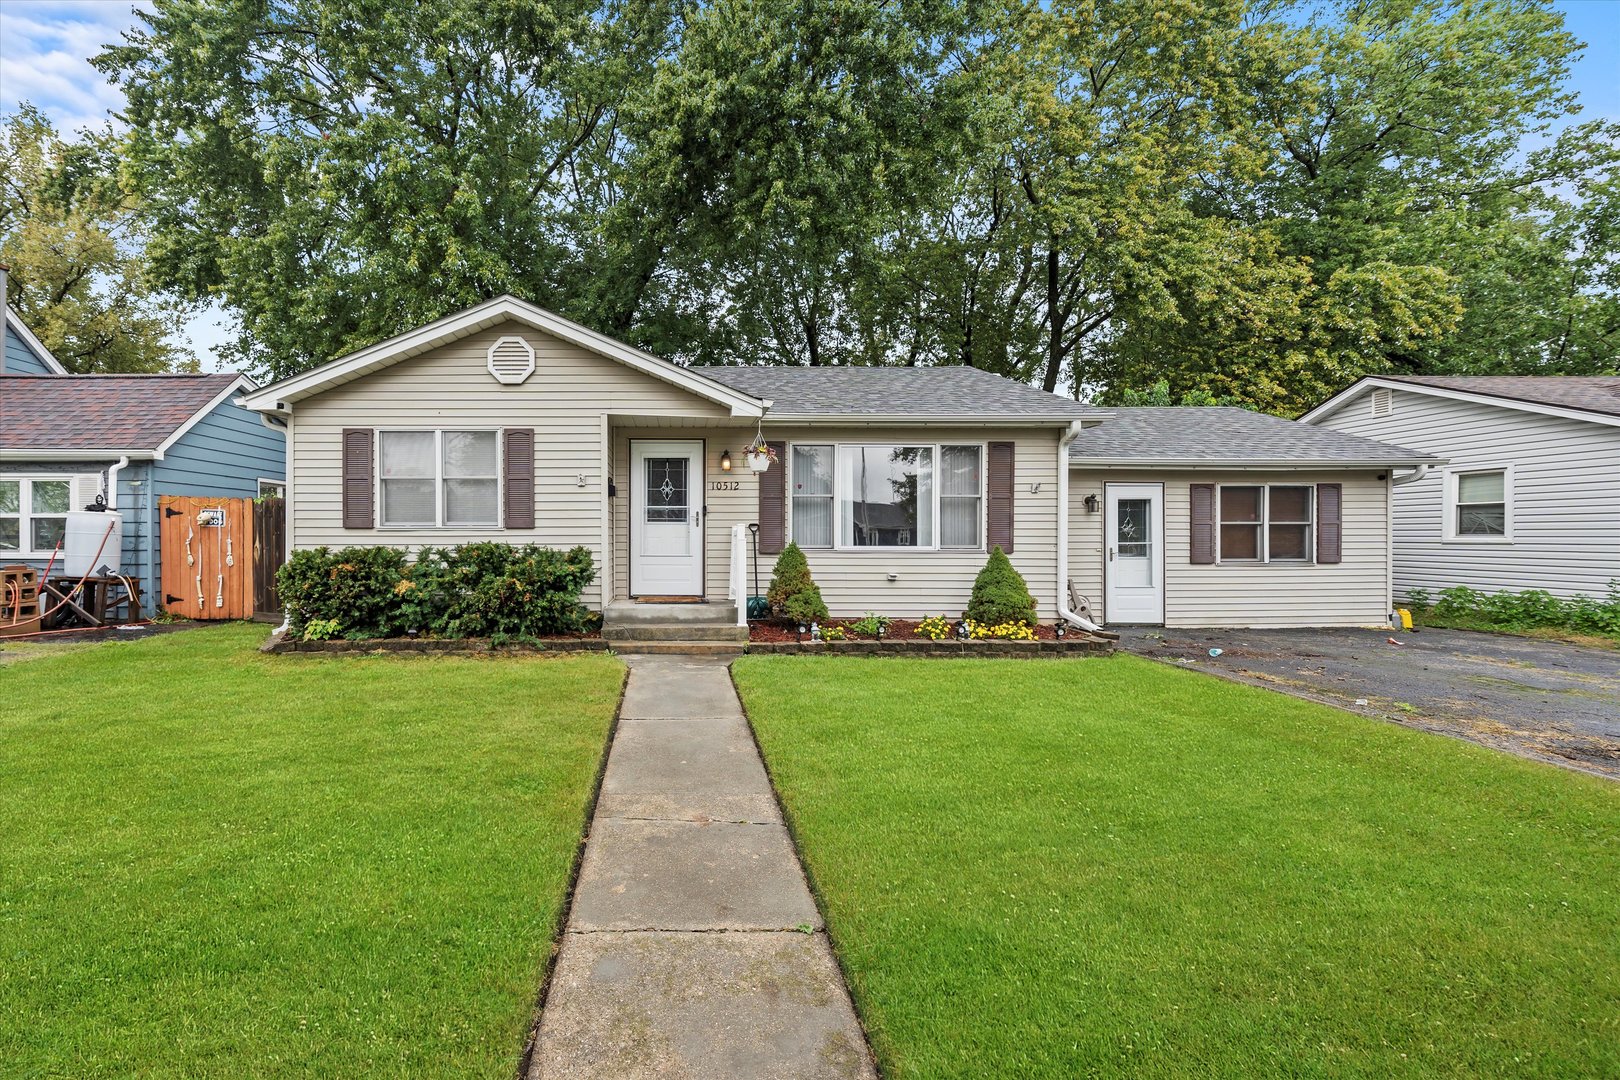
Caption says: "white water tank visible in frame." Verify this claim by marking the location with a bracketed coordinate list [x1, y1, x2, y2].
[63, 510, 122, 578]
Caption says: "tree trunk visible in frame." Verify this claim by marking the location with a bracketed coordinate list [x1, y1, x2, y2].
[1042, 247, 1062, 393]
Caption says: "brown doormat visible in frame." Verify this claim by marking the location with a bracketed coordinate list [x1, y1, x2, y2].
[635, 596, 705, 603]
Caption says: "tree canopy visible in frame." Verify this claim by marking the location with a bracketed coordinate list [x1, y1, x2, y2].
[0, 106, 197, 373]
[91, 0, 1618, 407]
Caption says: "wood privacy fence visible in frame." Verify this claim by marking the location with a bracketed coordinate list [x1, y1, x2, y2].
[159, 496, 285, 621]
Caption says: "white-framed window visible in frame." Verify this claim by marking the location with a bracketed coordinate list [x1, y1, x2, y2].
[258, 479, 285, 498]
[1218, 484, 1315, 563]
[378, 429, 501, 528]
[0, 476, 73, 555]
[790, 444, 834, 547]
[788, 442, 984, 551]
[1446, 467, 1511, 541]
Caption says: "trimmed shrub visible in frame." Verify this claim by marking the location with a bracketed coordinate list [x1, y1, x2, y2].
[276, 542, 596, 639]
[766, 542, 829, 624]
[965, 546, 1037, 628]
[277, 546, 409, 638]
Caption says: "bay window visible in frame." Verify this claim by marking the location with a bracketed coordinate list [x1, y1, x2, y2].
[379, 430, 500, 528]
[790, 443, 983, 550]
[0, 477, 71, 554]
[1218, 485, 1314, 563]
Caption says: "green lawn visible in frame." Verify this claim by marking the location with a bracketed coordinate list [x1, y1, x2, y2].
[734, 655, 1620, 1079]
[1, 625, 622, 1078]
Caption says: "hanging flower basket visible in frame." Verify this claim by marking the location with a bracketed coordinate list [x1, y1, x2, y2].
[743, 442, 777, 473]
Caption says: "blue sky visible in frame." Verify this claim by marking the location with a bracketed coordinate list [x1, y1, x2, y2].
[2, 0, 1617, 368]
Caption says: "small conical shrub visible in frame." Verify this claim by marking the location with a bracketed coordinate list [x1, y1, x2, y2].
[965, 546, 1036, 627]
[766, 542, 829, 623]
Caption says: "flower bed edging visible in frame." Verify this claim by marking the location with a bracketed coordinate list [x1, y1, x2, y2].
[263, 635, 611, 656]
[744, 637, 1112, 657]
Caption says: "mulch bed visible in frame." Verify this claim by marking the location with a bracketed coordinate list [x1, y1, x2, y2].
[749, 618, 1065, 643]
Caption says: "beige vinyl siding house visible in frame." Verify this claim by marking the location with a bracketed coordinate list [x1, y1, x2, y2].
[1302, 376, 1620, 602]
[245, 296, 1437, 630]
[1067, 469, 1392, 627]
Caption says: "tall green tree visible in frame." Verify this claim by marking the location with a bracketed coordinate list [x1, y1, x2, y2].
[99, 0, 682, 379]
[1107, 0, 1614, 411]
[0, 106, 196, 373]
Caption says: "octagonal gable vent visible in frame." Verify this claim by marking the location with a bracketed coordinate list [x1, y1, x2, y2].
[487, 335, 536, 385]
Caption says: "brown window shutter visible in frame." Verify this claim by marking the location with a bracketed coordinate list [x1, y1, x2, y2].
[987, 441, 1015, 553]
[504, 428, 535, 529]
[1317, 483, 1343, 564]
[757, 441, 787, 554]
[1189, 483, 1215, 564]
[342, 428, 374, 529]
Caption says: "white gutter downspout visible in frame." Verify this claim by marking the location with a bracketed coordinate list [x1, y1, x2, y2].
[105, 455, 130, 509]
[1056, 421, 1108, 635]
[1392, 464, 1430, 486]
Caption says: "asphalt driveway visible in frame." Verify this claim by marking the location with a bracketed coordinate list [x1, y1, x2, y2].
[1119, 626, 1620, 779]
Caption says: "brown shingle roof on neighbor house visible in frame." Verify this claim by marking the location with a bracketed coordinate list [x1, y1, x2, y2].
[0, 373, 244, 451]
[1378, 376, 1620, 418]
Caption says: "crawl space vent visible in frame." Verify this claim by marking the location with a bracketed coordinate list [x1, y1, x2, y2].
[1370, 387, 1393, 417]
[487, 335, 536, 385]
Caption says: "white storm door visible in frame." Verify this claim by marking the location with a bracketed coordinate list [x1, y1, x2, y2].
[1104, 483, 1165, 625]
[630, 440, 704, 597]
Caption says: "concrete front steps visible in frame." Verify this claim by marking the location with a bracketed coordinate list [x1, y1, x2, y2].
[603, 601, 749, 653]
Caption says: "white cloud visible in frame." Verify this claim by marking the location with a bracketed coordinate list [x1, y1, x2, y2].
[0, 2, 150, 134]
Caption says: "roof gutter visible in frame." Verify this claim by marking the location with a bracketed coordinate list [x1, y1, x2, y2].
[1, 449, 157, 462]
[1056, 421, 1110, 636]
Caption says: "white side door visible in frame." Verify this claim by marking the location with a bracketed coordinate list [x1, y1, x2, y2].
[1104, 483, 1165, 625]
[630, 439, 704, 597]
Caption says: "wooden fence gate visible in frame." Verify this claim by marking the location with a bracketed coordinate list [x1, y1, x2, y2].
[253, 497, 285, 620]
[159, 496, 284, 621]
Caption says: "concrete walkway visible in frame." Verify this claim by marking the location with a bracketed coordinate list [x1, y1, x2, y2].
[528, 655, 877, 1080]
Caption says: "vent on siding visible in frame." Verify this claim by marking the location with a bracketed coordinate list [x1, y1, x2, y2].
[1370, 388, 1392, 417]
[487, 335, 536, 385]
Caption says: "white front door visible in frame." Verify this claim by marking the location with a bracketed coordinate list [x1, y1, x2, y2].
[1104, 483, 1165, 625]
[630, 440, 704, 597]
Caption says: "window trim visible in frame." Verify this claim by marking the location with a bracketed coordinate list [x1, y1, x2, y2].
[1214, 483, 1317, 565]
[786, 441, 988, 553]
[257, 478, 285, 498]
[1443, 465, 1514, 543]
[0, 474, 76, 557]
[375, 428, 504, 530]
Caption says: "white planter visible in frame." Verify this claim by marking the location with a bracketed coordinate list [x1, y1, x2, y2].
[744, 452, 772, 473]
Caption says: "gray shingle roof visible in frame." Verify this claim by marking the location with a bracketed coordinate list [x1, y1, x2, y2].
[698, 365, 1102, 420]
[1377, 376, 1620, 418]
[0, 373, 244, 451]
[1068, 407, 1440, 466]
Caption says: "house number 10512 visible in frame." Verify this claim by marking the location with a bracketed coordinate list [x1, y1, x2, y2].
[710, 480, 741, 491]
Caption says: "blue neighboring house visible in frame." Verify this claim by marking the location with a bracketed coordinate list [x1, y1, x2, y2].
[1, 304, 286, 615]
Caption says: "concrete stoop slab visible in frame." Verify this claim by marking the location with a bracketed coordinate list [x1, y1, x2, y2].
[529, 930, 877, 1080]
[570, 818, 822, 932]
[619, 656, 747, 719]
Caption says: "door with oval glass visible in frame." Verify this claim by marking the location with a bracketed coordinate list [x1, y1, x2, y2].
[630, 439, 704, 597]
[1103, 483, 1164, 625]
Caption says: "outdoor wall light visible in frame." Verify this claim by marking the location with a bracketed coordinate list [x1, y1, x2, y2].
[1083, 493, 1100, 513]
[720, 450, 733, 472]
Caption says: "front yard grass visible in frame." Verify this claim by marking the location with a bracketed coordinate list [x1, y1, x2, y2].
[1, 624, 622, 1078]
[734, 655, 1620, 1079]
